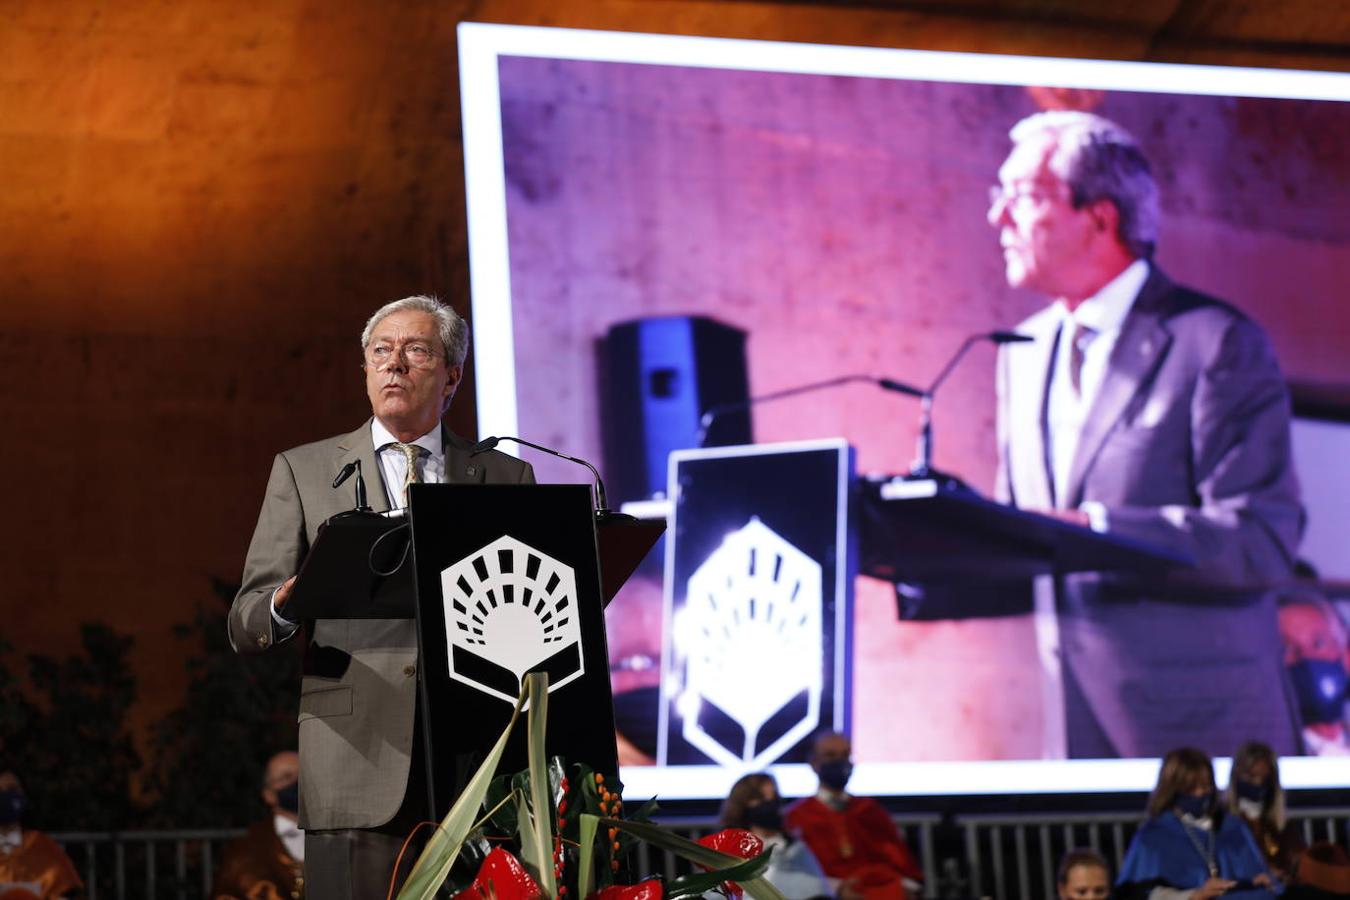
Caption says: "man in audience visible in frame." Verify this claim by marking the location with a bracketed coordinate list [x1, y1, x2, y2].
[785, 732, 923, 900]
[0, 768, 82, 899]
[213, 750, 305, 899]
[1056, 848, 1111, 900]
[1278, 589, 1350, 755]
[988, 110, 1302, 758]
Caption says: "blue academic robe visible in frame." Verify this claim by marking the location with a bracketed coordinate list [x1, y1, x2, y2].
[1117, 812, 1277, 898]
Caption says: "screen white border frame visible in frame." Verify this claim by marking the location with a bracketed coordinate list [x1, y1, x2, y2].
[458, 22, 1350, 798]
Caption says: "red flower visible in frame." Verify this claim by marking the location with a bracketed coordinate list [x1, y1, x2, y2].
[452, 847, 545, 900]
[696, 829, 765, 898]
[589, 881, 664, 900]
[697, 829, 764, 860]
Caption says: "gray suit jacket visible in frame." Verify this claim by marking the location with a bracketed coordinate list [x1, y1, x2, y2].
[228, 421, 535, 830]
[995, 267, 1303, 757]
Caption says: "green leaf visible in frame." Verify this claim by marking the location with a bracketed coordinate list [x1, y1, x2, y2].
[578, 812, 599, 900]
[397, 684, 529, 900]
[664, 849, 775, 900]
[524, 672, 557, 897]
[593, 819, 787, 900]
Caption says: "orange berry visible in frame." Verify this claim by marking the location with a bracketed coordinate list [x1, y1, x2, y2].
[595, 773, 605, 784]
[612, 841, 620, 851]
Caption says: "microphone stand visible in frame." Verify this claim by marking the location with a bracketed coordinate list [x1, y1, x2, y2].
[697, 374, 924, 448]
[907, 331, 1031, 486]
[471, 436, 633, 521]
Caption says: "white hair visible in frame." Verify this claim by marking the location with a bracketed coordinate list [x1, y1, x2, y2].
[360, 295, 468, 368]
[1010, 110, 1160, 259]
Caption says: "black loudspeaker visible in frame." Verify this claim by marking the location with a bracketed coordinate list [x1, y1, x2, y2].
[600, 316, 751, 505]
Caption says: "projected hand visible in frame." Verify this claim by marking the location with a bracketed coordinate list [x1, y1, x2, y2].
[1193, 877, 1235, 899]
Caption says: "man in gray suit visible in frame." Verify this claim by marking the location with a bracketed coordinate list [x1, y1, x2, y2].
[230, 295, 534, 896]
[988, 111, 1303, 759]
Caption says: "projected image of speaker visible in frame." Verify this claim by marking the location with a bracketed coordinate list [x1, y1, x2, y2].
[600, 316, 751, 506]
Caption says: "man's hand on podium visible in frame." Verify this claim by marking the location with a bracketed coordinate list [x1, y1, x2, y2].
[1029, 507, 1092, 529]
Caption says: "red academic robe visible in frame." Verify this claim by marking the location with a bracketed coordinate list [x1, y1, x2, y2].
[0, 830, 83, 899]
[785, 796, 922, 900]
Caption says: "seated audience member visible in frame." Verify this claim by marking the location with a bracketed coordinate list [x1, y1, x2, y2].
[213, 751, 304, 900]
[1117, 747, 1275, 900]
[1277, 590, 1350, 755]
[785, 733, 923, 900]
[1225, 741, 1304, 880]
[1057, 848, 1111, 900]
[1285, 842, 1350, 899]
[720, 773, 830, 900]
[0, 769, 83, 899]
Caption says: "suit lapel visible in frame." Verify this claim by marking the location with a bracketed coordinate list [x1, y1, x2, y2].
[444, 428, 488, 485]
[335, 420, 390, 513]
[1064, 270, 1175, 507]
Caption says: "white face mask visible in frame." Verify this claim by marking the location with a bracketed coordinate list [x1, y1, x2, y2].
[1237, 797, 1264, 819]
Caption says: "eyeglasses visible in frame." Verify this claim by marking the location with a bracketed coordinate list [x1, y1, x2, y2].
[988, 182, 1066, 210]
[365, 341, 443, 369]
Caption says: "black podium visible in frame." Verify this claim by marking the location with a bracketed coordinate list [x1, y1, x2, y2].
[286, 483, 663, 820]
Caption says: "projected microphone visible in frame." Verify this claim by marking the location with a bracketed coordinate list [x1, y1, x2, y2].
[909, 331, 1032, 481]
[471, 436, 625, 520]
[696, 374, 924, 447]
[332, 459, 371, 512]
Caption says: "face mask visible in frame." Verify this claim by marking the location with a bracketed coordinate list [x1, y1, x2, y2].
[274, 782, 300, 815]
[1175, 792, 1215, 819]
[1288, 659, 1348, 725]
[817, 760, 852, 792]
[745, 800, 783, 833]
[1234, 780, 1269, 804]
[0, 789, 25, 826]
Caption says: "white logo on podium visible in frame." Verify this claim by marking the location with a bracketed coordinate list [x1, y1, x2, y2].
[441, 535, 584, 703]
[677, 517, 822, 767]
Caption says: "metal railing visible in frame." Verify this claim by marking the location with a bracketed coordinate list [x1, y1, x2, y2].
[50, 807, 1350, 900]
[51, 828, 244, 900]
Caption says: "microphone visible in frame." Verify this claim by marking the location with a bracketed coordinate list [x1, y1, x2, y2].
[471, 436, 624, 520]
[909, 331, 1032, 480]
[332, 459, 371, 512]
[696, 374, 925, 447]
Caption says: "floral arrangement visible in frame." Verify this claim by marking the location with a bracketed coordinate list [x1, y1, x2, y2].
[394, 674, 785, 900]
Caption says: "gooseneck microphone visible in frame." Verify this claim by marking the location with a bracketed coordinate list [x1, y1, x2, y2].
[696, 373, 925, 448]
[332, 458, 371, 512]
[471, 436, 625, 520]
[909, 331, 1033, 480]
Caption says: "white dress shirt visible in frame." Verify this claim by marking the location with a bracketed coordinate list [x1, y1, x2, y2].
[1046, 258, 1150, 511]
[273, 812, 304, 862]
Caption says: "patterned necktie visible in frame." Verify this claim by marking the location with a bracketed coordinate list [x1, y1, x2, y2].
[392, 442, 422, 506]
[1068, 321, 1097, 397]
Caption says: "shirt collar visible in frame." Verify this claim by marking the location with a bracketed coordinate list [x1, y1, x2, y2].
[371, 418, 444, 459]
[273, 812, 302, 839]
[1056, 258, 1150, 335]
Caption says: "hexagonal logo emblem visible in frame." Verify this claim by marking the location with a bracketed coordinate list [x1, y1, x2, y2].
[677, 517, 822, 767]
[440, 535, 584, 704]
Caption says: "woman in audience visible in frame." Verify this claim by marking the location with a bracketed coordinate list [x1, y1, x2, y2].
[1225, 740, 1305, 880]
[720, 773, 832, 900]
[1117, 747, 1276, 899]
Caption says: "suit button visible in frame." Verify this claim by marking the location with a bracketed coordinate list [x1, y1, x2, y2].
[257, 634, 271, 649]
[403, 665, 417, 677]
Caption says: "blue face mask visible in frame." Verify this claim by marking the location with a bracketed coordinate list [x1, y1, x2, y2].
[817, 760, 852, 792]
[0, 789, 25, 826]
[1235, 780, 1269, 804]
[1175, 792, 1215, 819]
[1288, 659, 1348, 726]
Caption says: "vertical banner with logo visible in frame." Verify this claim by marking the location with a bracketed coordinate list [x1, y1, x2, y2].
[409, 484, 619, 817]
[658, 440, 855, 766]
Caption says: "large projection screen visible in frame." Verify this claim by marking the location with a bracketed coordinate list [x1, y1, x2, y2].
[458, 23, 1350, 799]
